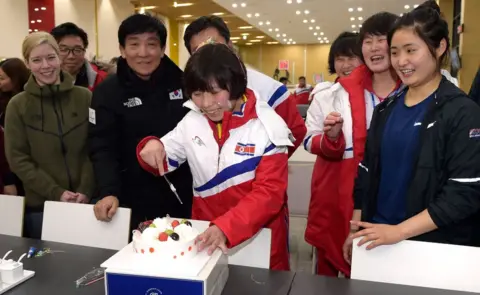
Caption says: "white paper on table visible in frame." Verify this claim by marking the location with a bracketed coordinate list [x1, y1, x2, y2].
[351, 237, 480, 293]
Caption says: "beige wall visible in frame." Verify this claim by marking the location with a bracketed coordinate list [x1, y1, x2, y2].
[438, 0, 454, 54]
[0, 0, 29, 58]
[458, 0, 480, 92]
[55, 0, 97, 58]
[96, 0, 135, 60]
[238, 44, 335, 85]
[55, 0, 134, 60]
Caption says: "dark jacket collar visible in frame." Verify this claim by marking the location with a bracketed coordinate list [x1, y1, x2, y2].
[116, 55, 183, 98]
[378, 76, 463, 112]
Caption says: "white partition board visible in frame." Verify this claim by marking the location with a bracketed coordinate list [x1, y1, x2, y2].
[190, 220, 272, 269]
[0, 195, 24, 237]
[352, 237, 480, 293]
[41, 201, 131, 250]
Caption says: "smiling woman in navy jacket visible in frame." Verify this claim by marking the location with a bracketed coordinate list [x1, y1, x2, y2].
[343, 0, 480, 261]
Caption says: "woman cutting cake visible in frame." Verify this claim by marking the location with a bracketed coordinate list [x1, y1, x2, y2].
[136, 42, 293, 271]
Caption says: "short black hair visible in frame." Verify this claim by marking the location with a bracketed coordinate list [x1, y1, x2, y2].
[328, 32, 361, 74]
[359, 12, 399, 43]
[388, 0, 450, 68]
[299, 76, 306, 80]
[184, 16, 231, 54]
[184, 43, 246, 101]
[279, 77, 288, 83]
[50, 22, 89, 48]
[118, 13, 167, 48]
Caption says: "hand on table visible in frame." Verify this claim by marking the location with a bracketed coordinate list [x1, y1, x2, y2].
[3, 184, 17, 196]
[76, 193, 89, 204]
[349, 220, 406, 250]
[139, 139, 166, 175]
[93, 195, 119, 221]
[195, 225, 228, 255]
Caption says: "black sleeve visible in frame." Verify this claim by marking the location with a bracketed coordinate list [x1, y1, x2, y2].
[468, 68, 480, 105]
[353, 108, 378, 210]
[87, 84, 121, 199]
[428, 98, 480, 227]
[3, 172, 16, 186]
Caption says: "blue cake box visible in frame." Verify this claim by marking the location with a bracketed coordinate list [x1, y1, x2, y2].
[101, 241, 228, 295]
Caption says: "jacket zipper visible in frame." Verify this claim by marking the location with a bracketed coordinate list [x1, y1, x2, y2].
[216, 123, 223, 194]
[368, 94, 401, 221]
[404, 93, 439, 217]
[51, 89, 74, 191]
[370, 91, 438, 220]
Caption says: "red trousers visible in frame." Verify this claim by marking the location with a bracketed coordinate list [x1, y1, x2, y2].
[316, 247, 339, 277]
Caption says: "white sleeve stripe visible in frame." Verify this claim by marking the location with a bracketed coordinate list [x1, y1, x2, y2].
[359, 162, 368, 172]
[264, 145, 288, 156]
[449, 177, 480, 183]
[303, 135, 313, 152]
[270, 87, 290, 109]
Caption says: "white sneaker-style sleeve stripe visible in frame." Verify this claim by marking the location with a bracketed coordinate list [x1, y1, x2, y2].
[449, 177, 480, 183]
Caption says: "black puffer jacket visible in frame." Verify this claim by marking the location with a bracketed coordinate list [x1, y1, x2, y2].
[88, 56, 193, 228]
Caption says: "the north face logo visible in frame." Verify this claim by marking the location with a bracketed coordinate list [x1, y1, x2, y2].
[123, 97, 143, 108]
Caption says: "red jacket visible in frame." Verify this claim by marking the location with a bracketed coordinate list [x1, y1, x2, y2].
[86, 63, 107, 91]
[137, 90, 292, 271]
[293, 84, 313, 105]
[245, 68, 306, 157]
[302, 65, 377, 276]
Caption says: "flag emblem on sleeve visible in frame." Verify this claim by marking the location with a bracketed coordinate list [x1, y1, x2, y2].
[234, 143, 256, 156]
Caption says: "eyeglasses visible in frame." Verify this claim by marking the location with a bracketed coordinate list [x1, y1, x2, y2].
[59, 47, 85, 56]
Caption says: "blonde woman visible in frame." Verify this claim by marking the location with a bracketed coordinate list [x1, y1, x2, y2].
[4, 32, 94, 238]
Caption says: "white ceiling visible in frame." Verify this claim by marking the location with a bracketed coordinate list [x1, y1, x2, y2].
[213, 0, 423, 45]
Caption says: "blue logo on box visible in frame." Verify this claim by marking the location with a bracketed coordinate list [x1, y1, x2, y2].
[146, 288, 162, 295]
[106, 273, 204, 295]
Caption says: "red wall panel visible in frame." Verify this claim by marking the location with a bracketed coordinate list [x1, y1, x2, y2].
[28, 0, 55, 33]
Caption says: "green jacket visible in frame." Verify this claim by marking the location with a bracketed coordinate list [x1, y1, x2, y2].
[4, 72, 95, 208]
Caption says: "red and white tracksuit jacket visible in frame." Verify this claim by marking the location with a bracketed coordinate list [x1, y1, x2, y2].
[303, 65, 403, 276]
[137, 89, 294, 271]
[246, 68, 306, 156]
[85, 62, 107, 91]
[293, 84, 313, 105]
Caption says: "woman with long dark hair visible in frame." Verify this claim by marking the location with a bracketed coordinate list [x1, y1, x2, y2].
[0, 58, 30, 196]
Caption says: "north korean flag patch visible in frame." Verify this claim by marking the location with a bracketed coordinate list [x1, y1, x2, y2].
[169, 89, 183, 100]
[234, 143, 256, 156]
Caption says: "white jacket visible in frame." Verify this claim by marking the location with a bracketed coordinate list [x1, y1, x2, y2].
[161, 90, 293, 198]
[304, 82, 384, 160]
[247, 67, 290, 109]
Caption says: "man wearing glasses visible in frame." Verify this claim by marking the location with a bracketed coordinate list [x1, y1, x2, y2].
[51, 22, 107, 91]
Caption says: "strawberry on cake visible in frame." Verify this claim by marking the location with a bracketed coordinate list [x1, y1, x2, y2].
[132, 216, 200, 260]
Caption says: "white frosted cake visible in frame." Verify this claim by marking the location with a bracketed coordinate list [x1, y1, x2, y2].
[132, 216, 200, 260]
